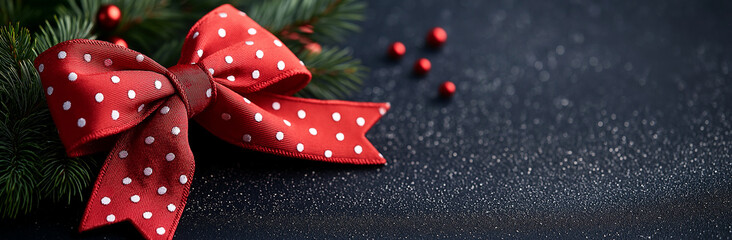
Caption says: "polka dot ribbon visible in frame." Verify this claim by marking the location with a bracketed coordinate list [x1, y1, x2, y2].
[34, 4, 388, 240]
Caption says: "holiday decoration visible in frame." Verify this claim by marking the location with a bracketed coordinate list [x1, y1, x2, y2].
[426, 27, 447, 47]
[413, 57, 431, 75]
[107, 36, 128, 48]
[439, 81, 456, 98]
[97, 4, 122, 30]
[1, 0, 368, 219]
[388, 41, 406, 59]
[34, 4, 387, 240]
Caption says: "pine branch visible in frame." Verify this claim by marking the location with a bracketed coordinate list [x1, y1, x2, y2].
[295, 47, 366, 99]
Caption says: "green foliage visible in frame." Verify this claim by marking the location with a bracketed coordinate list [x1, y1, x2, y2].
[0, 0, 367, 218]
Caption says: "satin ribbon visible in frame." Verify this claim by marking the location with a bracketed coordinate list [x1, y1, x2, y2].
[34, 4, 388, 239]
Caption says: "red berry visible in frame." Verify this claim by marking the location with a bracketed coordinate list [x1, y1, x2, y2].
[439, 81, 456, 98]
[97, 4, 122, 29]
[304, 42, 322, 55]
[387, 42, 406, 59]
[426, 27, 447, 47]
[413, 58, 431, 75]
[108, 36, 128, 48]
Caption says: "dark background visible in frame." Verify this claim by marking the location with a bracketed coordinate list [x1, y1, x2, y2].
[5, 0, 732, 238]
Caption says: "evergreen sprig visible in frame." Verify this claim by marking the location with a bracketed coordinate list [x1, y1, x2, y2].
[0, 0, 368, 218]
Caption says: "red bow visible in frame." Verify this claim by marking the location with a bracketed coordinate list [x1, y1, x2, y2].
[34, 4, 388, 239]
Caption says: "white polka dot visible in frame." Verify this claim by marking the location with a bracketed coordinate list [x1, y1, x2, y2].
[276, 131, 284, 141]
[218, 28, 226, 37]
[283, 119, 291, 126]
[145, 136, 154, 144]
[227, 75, 235, 81]
[208, 68, 214, 75]
[138, 104, 145, 112]
[131, 195, 140, 203]
[143, 167, 152, 176]
[354, 145, 363, 154]
[160, 106, 170, 114]
[111, 75, 120, 83]
[58, 51, 66, 59]
[143, 212, 152, 219]
[106, 214, 115, 222]
[171, 127, 180, 136]
[122, 177, 131, 185]
[167, 204, 176, 212]
[239, 11, 246, 16]
[309, 128, 318, 135]
[254, 113, 263, 122]
[84, 54, 91, 62]
[136, 54, 144, 62]
[379, 107, 386, 115]
[252, 70, 260, 79]
[154, 80, 162, 89]
[324, 150, 333, 158]
[245, 41, 254, 45]
[156, 227, 165, 235]
[95, 93, 104, 102]
[38, 64, 44, 72]
[277, 61, 285, 70]
[221, 113, 231, 120]
[225, 56, 233, 64]
[206, 88, 212, 98]
[242, 134, 252, 142]
[101, 197, 111, 205]
[256, 50, 264, 59]
[274, 40, 283, 47]
[128, 90, 136, 99]
[193, 31, 199, 38]
[297, 143, 304, 152]
[272, 102, 280, 110]
[111, 110, 119, 120]
[332, 112, 341, 122]
[300, 60, 305, 66]
[157, 186, 167, 195]
[63, 101, 71, 110]
[104, 59, 113, 66]
[197, 49, 203, 57]
[336, 133, 345, 141]
[297, 110, 306, 119]
[248, 28, 257, 35]
[179, 175, 188, 184]
[379, 153, 384, 158]
[243, 97, 251, 104]
[119, 150, 128, 159]
[357, 117, 365, 126]
[166, 153, 175, 161]
[68, 72, 77, 81]
[47, 86, 53, 95]
[218, 12, 227, 18]
[77, 118, 86, 128]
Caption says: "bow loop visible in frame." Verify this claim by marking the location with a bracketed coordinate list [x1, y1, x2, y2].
[180, 4, 311, 96]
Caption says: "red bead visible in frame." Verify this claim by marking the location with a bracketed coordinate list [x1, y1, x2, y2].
[304, 42, 322, 55]
[426, 27, 447, 47]
[97, 4, 122, 29]
[439, 81, 456, 98]
[413, 58, 431, 75]
[387, 42, 406, 59]
[108, 36, 128, 48]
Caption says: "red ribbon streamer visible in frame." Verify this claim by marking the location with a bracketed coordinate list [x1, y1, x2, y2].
[34, 4, 388, 239]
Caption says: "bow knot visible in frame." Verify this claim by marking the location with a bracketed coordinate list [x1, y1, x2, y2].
[34, 4, 388, 240]
[166, 63, 216, 117]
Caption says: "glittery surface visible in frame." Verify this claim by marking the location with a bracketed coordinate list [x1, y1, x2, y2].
[4, 0, 732, 238]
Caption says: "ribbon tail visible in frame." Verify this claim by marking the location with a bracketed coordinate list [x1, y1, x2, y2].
[195, 86, 389, 164]
[79, 96, 194, 240]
